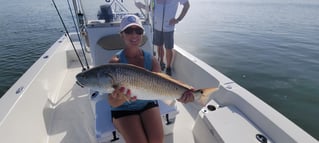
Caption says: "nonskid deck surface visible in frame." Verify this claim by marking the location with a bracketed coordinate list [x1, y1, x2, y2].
[47, 67, 97, 143]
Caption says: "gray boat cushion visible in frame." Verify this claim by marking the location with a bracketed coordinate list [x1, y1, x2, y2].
[97, 34, 148, 50]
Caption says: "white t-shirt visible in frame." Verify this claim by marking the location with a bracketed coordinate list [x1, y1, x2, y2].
[153, 0, 188, 32]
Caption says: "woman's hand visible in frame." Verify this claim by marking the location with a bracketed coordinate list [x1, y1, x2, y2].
[177, 89, 195, 103]
[108, 86, 136, 107]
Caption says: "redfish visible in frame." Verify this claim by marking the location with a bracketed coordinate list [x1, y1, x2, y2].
[76, 63, 218, 104]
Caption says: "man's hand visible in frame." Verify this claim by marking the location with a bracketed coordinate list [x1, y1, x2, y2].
[169, 18, 179, 25]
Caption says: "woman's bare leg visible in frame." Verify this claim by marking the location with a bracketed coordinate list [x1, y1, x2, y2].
[113, 115, 148, 143]
[140, 107, 164, 143]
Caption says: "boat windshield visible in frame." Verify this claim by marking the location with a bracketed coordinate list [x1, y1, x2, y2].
[75, 0, 150, 24]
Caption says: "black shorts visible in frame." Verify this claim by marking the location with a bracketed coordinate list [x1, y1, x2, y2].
[153, 29, 174, 49]
[111, 101, 159, 119]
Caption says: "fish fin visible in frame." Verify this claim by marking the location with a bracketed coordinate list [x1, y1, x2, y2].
[154, 72, 193, 89]
[196, 87, 218, 106]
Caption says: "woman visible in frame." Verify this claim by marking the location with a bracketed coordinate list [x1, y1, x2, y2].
[108, 15, 194, 143]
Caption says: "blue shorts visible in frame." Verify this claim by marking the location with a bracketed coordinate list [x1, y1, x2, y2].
[111, 100, 158, 119]
[153, 29, 174, 49]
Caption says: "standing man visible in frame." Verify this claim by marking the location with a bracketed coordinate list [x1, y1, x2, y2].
[136, 0, 190, 76]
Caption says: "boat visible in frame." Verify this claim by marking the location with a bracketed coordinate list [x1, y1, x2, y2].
[0, 0, 317, 142]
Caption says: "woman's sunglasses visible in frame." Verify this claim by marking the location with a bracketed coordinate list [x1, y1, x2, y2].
[123, 27, 144, 35]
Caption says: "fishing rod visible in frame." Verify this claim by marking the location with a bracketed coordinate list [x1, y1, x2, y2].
[143, 0, 156, 57]
[66, 0, 90, 70]
[52, 0, 86, 71]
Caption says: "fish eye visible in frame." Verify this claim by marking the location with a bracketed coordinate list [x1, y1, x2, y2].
[77, 73, 86, 79]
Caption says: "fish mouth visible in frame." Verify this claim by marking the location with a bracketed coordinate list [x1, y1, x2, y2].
[76, 81, 84, 88]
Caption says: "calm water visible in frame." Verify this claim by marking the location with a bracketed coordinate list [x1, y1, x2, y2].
[176, 0, 319, 139]
[0, 0, 318, 140]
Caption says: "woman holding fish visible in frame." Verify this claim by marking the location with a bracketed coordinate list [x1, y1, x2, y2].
[107, 15, 195, 143]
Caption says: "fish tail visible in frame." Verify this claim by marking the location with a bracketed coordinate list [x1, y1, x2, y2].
[196, 87, 218, 105]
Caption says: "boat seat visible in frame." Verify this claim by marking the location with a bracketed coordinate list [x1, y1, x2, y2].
[97, 34, 148, 50]
[90, 91, 179, 143]
[92, 34, 149, 66]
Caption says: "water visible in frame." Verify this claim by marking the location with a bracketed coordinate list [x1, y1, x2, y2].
[175, 0, 319, 139]
[0, 0, 318, 140]
[0, 0, 72, 96]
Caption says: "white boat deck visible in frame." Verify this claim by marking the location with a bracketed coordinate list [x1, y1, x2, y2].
[47, 66, 198, 143]
[46, 67, 95, 143]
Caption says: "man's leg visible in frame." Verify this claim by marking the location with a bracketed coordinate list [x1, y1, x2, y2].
[164, 31, 174, 76]
[157, 45, 164, 64]
[166, 48, 172, 69]
[157, 45, 165, 71]
[153, 29, 165, 71]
